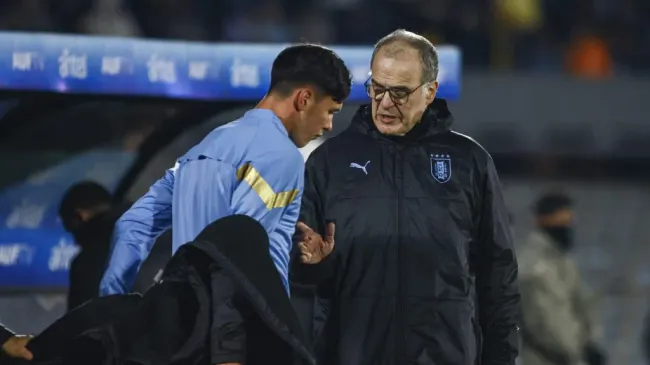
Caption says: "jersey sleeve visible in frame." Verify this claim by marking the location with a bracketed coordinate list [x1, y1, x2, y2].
[100, 168, 175, 296]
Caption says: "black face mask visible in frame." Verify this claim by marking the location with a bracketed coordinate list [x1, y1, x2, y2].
[542, 226, 574, 251]
[69, 220, 89, 242]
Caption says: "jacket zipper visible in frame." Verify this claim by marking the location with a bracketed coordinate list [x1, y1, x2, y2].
[395, 148, 405, 363]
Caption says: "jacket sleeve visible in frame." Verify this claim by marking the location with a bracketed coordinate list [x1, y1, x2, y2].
[100, 168, 175, 296]
[572, 278, 603, 345]
[519, 267, 585, 364]
[290, 148, 338, 286]
[210, 265, 248, 364]
[476, 155, 521, 365]
[0, 323, 14, 347]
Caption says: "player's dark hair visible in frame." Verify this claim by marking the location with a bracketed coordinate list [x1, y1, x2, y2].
[59, 181, 112, 233]
[534, 192, 573, 216]
[269, 44, 352, 103]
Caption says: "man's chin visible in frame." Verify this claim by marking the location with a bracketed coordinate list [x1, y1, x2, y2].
[289, 136, 305, 148]
[294, 138, 316, 149]
[375, 123, 406, 136]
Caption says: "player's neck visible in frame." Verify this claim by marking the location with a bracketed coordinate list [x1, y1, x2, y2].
[256, 95, 296, 136]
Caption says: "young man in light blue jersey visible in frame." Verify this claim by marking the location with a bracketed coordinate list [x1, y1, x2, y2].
[99, 44, 351, 300]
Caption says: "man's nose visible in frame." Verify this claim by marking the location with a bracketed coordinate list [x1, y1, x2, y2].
[323, 118, 333, 132]
[379, 92, 395, 109]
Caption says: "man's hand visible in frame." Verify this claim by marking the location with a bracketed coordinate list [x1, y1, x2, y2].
[2, 335, 34, 360]
[296, 222, 335, 264]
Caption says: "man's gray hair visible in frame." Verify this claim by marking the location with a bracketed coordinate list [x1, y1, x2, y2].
[371, 29, 439, 84]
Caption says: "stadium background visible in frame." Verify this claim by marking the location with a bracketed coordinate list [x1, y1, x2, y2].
[0, 0, 649, 364]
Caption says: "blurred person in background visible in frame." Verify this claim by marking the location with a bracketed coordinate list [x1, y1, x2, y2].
[565, 21, 613, 79]
[0, 0, 56, 33]
[59, 181, 130, 312]
[78, 0, 141, 37]
[494, 0, 543, 68]
[100, 44, 351, 365]
[134, 0, 207, 41]
[292, 29, 520, 365]
[518, 192, 606, 365]
[1, 324, 32, 360]
[224, 0, 291, 43]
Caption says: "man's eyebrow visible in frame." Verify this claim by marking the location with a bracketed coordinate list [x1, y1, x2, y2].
[370, 79, 411, 90]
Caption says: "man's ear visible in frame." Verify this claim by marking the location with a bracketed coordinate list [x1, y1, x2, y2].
[293, 88, 314, 112]
[426, 81, 439, 104]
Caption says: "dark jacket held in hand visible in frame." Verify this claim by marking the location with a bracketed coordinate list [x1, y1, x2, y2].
[26, 215, 315, 365]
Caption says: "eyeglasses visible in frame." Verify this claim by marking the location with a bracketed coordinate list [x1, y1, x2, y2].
[364, 77, 427, 106]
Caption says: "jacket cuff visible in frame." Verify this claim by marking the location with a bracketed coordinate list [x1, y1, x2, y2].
[293, 253, 336, 285]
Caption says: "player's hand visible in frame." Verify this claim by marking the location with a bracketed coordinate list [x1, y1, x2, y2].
[217, 363, 242, 365]
[2, 335, 34, 360]
[296, 222, 335, 264]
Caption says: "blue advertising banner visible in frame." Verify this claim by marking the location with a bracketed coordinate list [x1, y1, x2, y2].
[0, 32, 461, 101]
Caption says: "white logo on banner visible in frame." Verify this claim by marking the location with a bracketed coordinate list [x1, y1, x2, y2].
[12, 52, 33, 71]
[147, 54, 177, 83]
[101, 56, 122, 75]
[189, 61, 209, 80]
[0, 244, 34, 266]
[58, 49, 88, 79]
[48, 238, 79, 272]
[6, 200, 46, 229]
[230, 57, 259, 88]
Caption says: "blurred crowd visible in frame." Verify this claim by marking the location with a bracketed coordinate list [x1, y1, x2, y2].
[0, 0, 649, 75]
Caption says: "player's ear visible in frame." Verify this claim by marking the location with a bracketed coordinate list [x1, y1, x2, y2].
[294, 88, 313, 112]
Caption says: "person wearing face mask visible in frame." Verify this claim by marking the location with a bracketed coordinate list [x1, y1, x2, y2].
[292, 29, 520, 365]
[518, 192, 606, 365]
[59, 181, 131, 312]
